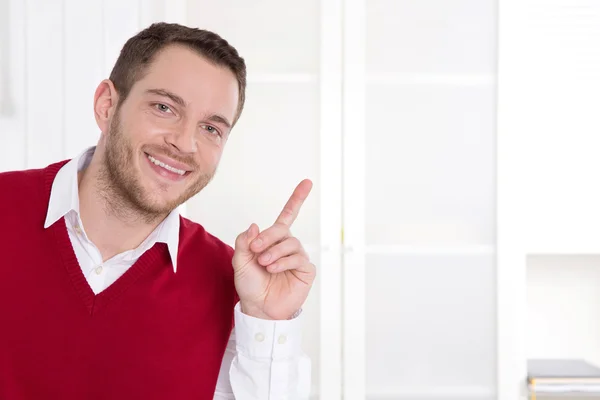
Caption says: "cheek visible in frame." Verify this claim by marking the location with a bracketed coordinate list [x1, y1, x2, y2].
[132, 111, 176, 141]
[196, 144, 224, 168]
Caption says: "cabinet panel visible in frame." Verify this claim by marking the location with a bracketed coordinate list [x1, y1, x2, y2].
[102, 0, 140, 78]
[0, 0, 26, 172]
[64, 0, 104, 159]
[187, 0, 320, 74]
[366, 0, 496, 74]
[365, 84, 495, 246]
[25, 0, 65, 169]
[365, 253, 496, 397]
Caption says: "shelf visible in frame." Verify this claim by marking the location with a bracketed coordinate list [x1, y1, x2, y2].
[366, 73, 495, 86]
[528, 392, 600, 398]
[246, 73, 318, 84]
[302, 244, 494, 255]
[364, 386, 495, 400]
[364, 244, 494, 255]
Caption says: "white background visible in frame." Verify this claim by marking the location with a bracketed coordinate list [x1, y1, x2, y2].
[498, 1, 600, 400]
[2, 1, 600, 399]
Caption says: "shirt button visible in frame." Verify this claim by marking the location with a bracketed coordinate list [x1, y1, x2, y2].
[254, 333, 265, 342]
[94, 265, 103, 275]
[74, 225, 82, 235]
[278, 334, 287, 344]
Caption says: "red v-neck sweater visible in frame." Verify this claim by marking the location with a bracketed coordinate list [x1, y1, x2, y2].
[0, 161, 239, 399]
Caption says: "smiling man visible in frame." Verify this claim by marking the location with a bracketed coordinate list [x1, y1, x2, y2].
[0, 23, 313, 399]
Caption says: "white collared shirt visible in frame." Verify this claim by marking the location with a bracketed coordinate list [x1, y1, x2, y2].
[44, 147, 311, 399]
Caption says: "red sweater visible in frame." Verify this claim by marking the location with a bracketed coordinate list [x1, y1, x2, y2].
[0, 161, 238, 399]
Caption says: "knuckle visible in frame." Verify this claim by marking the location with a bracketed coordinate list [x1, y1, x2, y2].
[281, 207, 294, 217]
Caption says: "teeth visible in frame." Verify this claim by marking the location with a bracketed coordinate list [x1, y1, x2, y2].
[147, 155, 186, 176]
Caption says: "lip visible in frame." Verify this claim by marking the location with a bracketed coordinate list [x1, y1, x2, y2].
[144, 152, 193, 172]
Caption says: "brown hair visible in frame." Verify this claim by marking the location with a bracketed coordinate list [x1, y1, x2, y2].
[109, 22, 247, 125]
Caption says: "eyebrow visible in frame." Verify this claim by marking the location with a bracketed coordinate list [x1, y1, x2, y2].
[146, 88, 232, 129]
[207, 114, 232, 129]
[145, 88, 187, 108]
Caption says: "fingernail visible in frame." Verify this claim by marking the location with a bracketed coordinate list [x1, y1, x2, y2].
[253, 238, 263, 248]
[261, 252, 271, 263]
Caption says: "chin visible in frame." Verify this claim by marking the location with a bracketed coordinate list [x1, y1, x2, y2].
[141, 187, 187, 214]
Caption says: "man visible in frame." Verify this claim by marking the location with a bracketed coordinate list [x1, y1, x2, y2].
[0, 23, 314, 399]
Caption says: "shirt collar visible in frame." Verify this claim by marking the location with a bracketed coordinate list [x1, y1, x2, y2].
[44, 146, 180, 272]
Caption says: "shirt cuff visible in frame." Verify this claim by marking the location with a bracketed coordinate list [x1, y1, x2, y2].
[233, 301, 303, 361]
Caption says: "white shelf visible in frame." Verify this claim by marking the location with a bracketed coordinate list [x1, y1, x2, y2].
[364, 244, 494, 255]
[364, 386, 495, 400]
[247, 73, 318, 84]
[525, 238, 600, 256]
[528, 392, 600, 398]
[366, 73, 495, 86]
[303, 244, 495, 255]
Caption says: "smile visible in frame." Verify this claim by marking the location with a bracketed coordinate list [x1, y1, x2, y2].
[146, 154, 187, 176]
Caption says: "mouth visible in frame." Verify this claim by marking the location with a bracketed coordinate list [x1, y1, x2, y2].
[144, 152, 192, 182]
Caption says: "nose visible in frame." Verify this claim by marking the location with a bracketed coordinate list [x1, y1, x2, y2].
[165, 120, 198, 154]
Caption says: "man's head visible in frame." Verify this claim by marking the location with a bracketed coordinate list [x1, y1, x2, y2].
[92, 23, 246, 219]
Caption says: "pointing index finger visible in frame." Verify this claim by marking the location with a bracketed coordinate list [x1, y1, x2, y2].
[275, 179, 313, 227]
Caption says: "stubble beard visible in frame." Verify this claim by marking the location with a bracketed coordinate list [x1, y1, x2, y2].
[97, 109, 215, 224]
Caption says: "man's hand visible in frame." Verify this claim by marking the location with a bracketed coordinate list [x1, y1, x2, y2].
[232, 179, 316, 320]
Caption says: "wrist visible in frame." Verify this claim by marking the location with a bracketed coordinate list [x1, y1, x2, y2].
[240, 302, 276, 320]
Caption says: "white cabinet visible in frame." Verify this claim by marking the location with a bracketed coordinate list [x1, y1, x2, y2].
[187, 1, 498, 399]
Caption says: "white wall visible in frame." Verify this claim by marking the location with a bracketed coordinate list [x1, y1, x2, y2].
[497, 1, 600, 399]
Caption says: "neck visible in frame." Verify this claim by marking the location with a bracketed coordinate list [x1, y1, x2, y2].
[77, 153, 167, 262]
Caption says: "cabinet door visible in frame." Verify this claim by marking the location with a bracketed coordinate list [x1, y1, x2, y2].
[343, 0, 498, 398]
[185, 1, 339, 398]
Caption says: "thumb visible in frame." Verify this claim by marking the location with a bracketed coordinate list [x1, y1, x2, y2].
[234, 223, 260, 259]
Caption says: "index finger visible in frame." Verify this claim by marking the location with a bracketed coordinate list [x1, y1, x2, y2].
[274, 179, 313, 227]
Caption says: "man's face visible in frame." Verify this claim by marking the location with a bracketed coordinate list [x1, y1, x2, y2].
[100, 45, 239, 216]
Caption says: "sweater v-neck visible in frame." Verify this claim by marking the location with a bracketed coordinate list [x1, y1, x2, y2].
[43, 161, 166, 316]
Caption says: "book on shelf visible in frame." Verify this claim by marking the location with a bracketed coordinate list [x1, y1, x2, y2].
[528, 359, 600, 395]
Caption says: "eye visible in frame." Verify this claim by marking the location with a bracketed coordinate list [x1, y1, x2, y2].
[202, 125, 221, 136]
[154, 103, 173, 113]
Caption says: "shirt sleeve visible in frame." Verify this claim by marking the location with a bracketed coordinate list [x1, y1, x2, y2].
[213, 302, 311, 400]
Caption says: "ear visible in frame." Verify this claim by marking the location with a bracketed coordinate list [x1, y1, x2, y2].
[93, 79, 120, 134]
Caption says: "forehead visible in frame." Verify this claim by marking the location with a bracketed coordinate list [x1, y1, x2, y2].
[132, 44, 239, 121]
